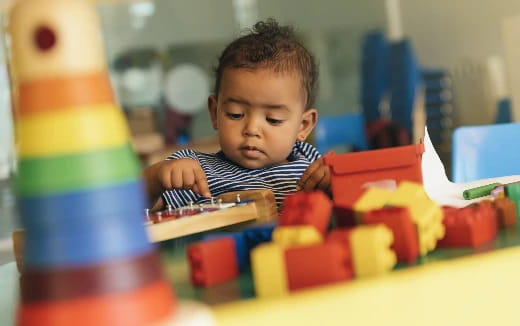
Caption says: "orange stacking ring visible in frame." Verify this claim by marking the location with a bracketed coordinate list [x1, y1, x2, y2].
[18, 280, 176, 326]
[17, 72, 115, 115]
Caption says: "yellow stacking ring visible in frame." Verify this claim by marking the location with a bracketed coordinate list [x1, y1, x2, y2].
[17, 104, 129, 157]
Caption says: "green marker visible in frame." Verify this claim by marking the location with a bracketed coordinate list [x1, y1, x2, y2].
[463, 182, 502, 200]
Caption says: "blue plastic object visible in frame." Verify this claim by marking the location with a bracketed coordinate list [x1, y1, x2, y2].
[314, 112, 369, 154]
[19, 180, 146, 233]
[451, 123, 520, 182]
[242, 221, 277, 252]
[24, 224, 153, 268]
[495, 98, 512, 124]
[388, 39, 421, 138]
[361, 31, 389, 123]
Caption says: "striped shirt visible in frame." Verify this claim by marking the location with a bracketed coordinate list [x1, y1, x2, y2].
[162, 141, 321, 208]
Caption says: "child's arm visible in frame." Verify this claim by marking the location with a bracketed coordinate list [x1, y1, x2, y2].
[142, 158, 211, 208]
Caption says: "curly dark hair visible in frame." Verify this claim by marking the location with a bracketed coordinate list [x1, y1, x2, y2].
[214, 18, 319, 109]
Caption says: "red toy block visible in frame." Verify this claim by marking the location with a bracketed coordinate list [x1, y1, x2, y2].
[362, 207, 419, 264]
[324, 144, 424, 208]
[279, 190, 333, 235]
[187, 237, 238, 287]
[284, 242, 353, 291]
[492, 197, 517, 228]
[326, 227, 353, 249]
[438, 204, 498, 248]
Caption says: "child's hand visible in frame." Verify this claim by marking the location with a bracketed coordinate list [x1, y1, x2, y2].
[296, 156, 331, 196]
[156, 158, 211, 198]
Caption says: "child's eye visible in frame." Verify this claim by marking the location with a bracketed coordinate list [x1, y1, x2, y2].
[226, 113, 243, 120]
[266, 117, 284, 125]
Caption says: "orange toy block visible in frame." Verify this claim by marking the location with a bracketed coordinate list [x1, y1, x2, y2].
[438, 205, 498, 248]
[187, 237, 239, 287]
[324, 144, 424, 208]
[279, 190, 333, 235]
[362, 207, 419, 264]
[490, 198, 517, 228]
[284, 242, 353, 291]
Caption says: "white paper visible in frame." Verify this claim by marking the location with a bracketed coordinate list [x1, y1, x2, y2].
[422, 127, 520, 207]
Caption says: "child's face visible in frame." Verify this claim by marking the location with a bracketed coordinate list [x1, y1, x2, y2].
[208, 68, 317, 169]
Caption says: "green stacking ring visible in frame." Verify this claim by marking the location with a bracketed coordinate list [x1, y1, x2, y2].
[16, 144, 141, 196]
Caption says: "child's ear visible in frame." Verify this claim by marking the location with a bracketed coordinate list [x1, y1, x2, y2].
[208, 95, 219, 130]
[297, 108, 318, 141]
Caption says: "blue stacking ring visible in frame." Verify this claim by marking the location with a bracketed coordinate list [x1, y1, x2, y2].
[19, 180, 147, 233]
[19, 180, 154, 268]
[23, 218, 154, 268]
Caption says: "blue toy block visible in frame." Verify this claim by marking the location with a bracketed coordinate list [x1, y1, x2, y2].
[241, 221, 277, 252]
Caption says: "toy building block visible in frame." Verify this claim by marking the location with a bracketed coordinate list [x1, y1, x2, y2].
[363, 207, 419, 263]
[326, 227, 353, 248]
[474, 202, 498, 238]
[324, 143, 424, 208]
[438, 205, 498, 248]
[242, 221, 277, 252]
[353, 187, 394, 224]
[386, 181, 445, 255]
[493, 197, 518, 227]
[411, 198, 444, 255]
[386, 181, 428, 206]
[250, 243, 288, 297]
[272, 225, 323, 247]
[349, 224, 397, 277]
[203, 232, 248, 272]
[278, 190, 332, 235]
[284, 242, 353, 291]
[187, 237, 238, 287]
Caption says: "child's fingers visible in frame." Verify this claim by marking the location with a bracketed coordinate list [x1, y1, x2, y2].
[299, 165, 327, 191]
[297, 159, 322, 190]
[193, 167, 211, 198]
[316, 170, 330, 193]
[156, 163, 172, 189]
[182, 169, 196, 190]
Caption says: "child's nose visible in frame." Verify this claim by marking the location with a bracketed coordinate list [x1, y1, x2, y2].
[243, 117, 260, 137]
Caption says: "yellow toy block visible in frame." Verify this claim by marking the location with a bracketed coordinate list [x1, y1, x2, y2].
[250, 243, 288, 297]
[386, 181, 428, 206]
[387, 181, 445, 255]
[350, 224, 397, 277]
[271, 225, 323, 247]
[410, 198, 445, 255]
[353, 187, 394, 223]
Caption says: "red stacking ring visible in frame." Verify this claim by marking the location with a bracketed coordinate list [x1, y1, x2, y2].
[17, 279, 176, 326]
[21, 250, 164, 302]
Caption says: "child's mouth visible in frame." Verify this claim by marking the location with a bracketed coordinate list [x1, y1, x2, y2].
[240, 146, 264, 158]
